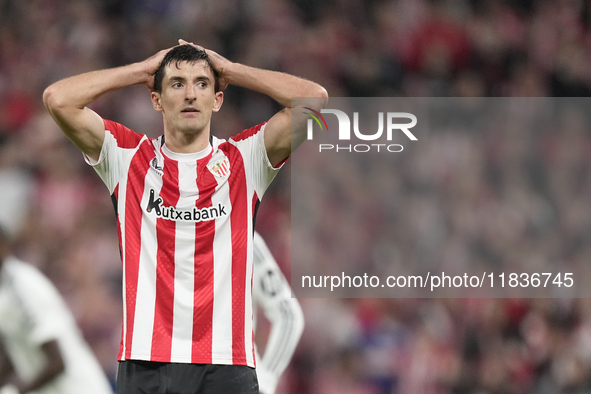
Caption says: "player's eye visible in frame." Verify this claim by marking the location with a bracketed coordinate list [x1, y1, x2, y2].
[172, 82, 183, 88]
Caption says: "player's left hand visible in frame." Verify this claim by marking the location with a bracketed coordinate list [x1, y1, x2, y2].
[178, 39, 232, 91]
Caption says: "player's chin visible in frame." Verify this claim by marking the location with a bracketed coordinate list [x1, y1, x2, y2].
[177, 122, 204, 135]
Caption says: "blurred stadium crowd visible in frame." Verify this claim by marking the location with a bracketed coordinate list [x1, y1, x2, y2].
[2, 0, 591, 393]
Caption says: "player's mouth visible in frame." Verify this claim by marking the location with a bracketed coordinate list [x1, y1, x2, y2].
[181, 107, 199, 113]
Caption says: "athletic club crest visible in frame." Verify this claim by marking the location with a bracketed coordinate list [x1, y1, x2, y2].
[207, 154, 231, 180]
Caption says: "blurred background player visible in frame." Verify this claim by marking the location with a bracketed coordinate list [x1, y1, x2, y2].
[0, 226, 114, 394]
[253, 232, 304, 394]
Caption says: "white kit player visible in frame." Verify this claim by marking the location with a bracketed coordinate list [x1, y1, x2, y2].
[0, 228, 114, 394]
[43, 39, 327, 394]
[252, 232, 304, 394]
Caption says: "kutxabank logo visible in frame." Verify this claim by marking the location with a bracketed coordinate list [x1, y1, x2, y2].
[304, 108, 417, 153]
[146, 189, 228, 222]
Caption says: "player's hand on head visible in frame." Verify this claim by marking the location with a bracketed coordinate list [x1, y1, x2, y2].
[141, 47, 175, 91]
[178, 39, 232, 91]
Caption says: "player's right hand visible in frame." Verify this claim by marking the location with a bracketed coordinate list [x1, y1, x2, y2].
[141, 47, 175, 91]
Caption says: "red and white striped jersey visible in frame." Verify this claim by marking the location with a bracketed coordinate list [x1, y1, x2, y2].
[85, 119, 282, 367]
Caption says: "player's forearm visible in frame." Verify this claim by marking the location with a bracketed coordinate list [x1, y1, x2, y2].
[43, 62, 149, 111]
[224, 63, 328, 109]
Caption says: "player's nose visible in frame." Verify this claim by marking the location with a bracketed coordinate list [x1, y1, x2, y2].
[185, 85, 197, 100]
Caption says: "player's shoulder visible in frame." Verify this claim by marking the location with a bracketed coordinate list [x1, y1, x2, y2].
[229, 122, 267, 144]
[103, 119, 148, 149]
[211, 135, 227, 149]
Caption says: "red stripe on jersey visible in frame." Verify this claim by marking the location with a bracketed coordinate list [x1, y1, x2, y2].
[104, 119, 144, 149]
[123, 141, 155, 360]
[221, 143, 249, 365]
[231, 122, 289, 168]
[192, 153, 216, 363]
[150, 157, 180, 360]
[231, 123, 265, 142]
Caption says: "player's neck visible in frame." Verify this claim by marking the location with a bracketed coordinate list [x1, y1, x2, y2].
[163, 127, 211, 154]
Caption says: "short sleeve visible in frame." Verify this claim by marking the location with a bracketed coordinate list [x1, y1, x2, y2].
[84, 119, 147, 194]
[230, 123, 285, 199]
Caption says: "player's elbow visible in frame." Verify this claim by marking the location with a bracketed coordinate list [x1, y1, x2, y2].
[294, 85, 328, 116]
[313, 84, 329, 99]
[42, 85, 64, 112]
[43, 83, 78, 116]
[311, 85, 329, 107]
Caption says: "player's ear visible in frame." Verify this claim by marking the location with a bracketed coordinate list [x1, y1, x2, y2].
[151, 92, 163, 112]
[212, 91, 223, 113]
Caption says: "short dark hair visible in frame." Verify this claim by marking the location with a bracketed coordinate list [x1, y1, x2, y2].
[153, 45, 219, 93]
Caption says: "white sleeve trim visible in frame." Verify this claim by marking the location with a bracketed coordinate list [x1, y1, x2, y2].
[81, 130, 143, 195]
[82, 131, 110, 167]
[258, 123, 286, 173]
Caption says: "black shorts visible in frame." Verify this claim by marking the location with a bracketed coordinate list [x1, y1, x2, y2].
[116, 360, 258, 394]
